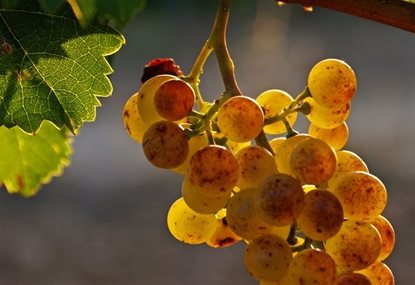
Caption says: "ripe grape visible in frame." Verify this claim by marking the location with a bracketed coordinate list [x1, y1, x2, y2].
[256, 89, 297, 135]
[356, 261, 395, 285]
[304, 97, 351, 129]
[166, 197, 217, 245]
[182, 175, 230, 214]
[137, 74, 178, 125]
[371, 215, 395, 261]
[296, 189, 343, 241]
[243, 233, 292, 282]
[187, 145, 239, 197]
[172, 132, 208, 175]
[334, 273, 372, 285]
[308, 122, 349, 150]
[332, 171, 387, 221]
[154, 79, 195, 121]
[217, 95, 264, 142]
[308, 58, 357, 108]
[142, 120, 189, 169]
[287, 248, 337, 285]
[255, 173, 305, 227]
[123, 92, 148, 143]
[235, 145, 277, 189]
[206, 209, 243, 248]
[326, 220, 381, 271]
[226, 187, 273, 240]
[327, 150, 369, 190]
[274, 134, 312, 176]
[290, 138, 337, 185]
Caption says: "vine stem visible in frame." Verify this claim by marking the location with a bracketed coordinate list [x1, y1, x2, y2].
[279, 0, 415, 34]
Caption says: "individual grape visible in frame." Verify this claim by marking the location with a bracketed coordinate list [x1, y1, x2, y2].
[274, 134, 312, 176]
[268, 137, 285, 154]
[334, 273, 372, 285]
[226, 188, 273, 240]
[287, 248, 337, 285]
[235, 145, 277, 189]
[326, 220, 381, 271]
[172, 132, 208, 175]
[142, 120, 189, 169]
[166, 197, 217, 245]
[206, 209, 243, 248]
[332, 171, 387, 221]
[296, 189, 343, 241]
[308, 58, 357, 108]
[182, 176, 230, 214]
[371, 215, 395, 261]
[255, 173, 305, 227]
[137, 74, 178, 125]
[290, 138, 337, 185]
[304, 97, 351, 129]
[308, 122, 349, 150]
[356, 261, 395, 285]
[141, 58, 183, 84]
[123, 92, 148, 143]
[256, 89, 297, 135]
[217, 95, 264, 142]
[154, 79, 195, 121]
[327, 150, 369, 190]
[187, 145, 239, 197]
[244, 233, 292, 282]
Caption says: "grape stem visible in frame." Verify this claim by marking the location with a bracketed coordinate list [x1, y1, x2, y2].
[279, 0, 415, 34]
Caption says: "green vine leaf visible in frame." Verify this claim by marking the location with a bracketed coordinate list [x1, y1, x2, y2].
[0, 1, 125, 134]
[0, 121, 72, 197]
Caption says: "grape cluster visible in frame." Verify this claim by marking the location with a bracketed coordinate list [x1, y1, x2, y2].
[123, 58, 395, 285]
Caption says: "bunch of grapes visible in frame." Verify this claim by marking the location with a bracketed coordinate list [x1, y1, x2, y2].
[123, 58, 395, 285]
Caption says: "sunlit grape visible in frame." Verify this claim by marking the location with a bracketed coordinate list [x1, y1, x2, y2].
[182, 175, 230, 214]
[308, 122, 349, 150]
[274, 134, 312, 176]
[167, 197, 217, 244]
[290, 138, 337, 185]
[304, 97, 351, 129]
[334, 273, 372, 285]
[244, 233, 292, 282]
[137, 74, 179, 125]
[217, 96, 264, 142]
[371, 215, 395, 261]
[256, 89, 297, 135]
[326, 220, 381, 271]
[154, 79, 195, 121]
[142, 120, 189, 169]
[123, 92, 148, 143]
[296, 189, 343, 241]
[255, 173, 305, 227]
[226, 188, 273, 240]
[206, 209, 243, 248]
[268, 137, 285, 154]
[332, 171, 387, 221]
[327, 150, 369, 190]
[356, 261, 395, 285]
[188, 145, 239, 197]
[287, 248, 337, 285]
[235, 145, 277, 189]
[308, 58, 357, 108]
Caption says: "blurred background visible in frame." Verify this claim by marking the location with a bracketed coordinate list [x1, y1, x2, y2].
[0, 1, 413, 284]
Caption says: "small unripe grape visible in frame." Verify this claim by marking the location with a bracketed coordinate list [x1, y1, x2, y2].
[290, 138, 337, 185]
[308, 58, 357, 108]
[154, 79, 195, 121]
[217, 95, 264, 142]
[142, 120, 189, 169]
